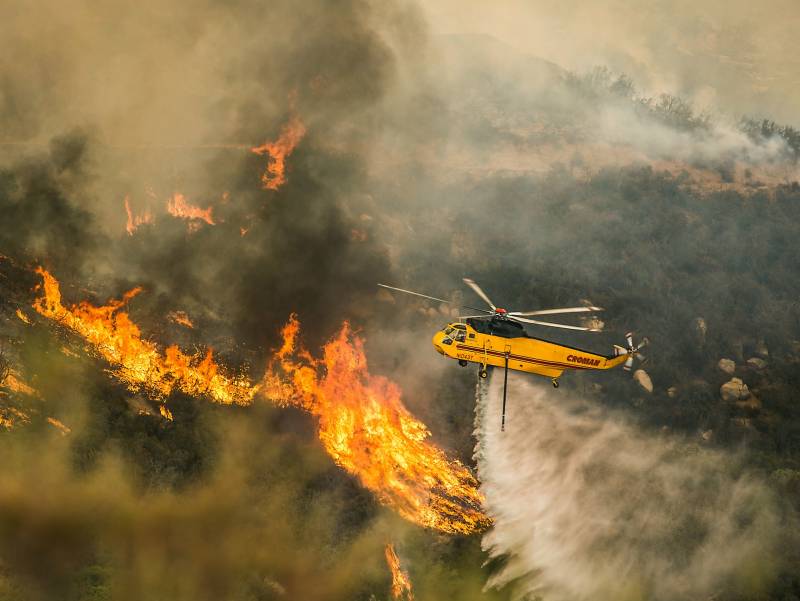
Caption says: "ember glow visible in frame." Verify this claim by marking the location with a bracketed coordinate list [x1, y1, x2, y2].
[166, 193, 215, 226]
[124, 195, 154, 235]
[32, 268, 257, 405]
[385, 543, 414, 600]
[250, 115, 307, 190]
[264, 316, 490, 534]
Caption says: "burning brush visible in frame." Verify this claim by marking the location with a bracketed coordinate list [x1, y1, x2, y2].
[384, 543, 414, 600]
[251, 114, 306, 190]
[31, 268, 489, 535]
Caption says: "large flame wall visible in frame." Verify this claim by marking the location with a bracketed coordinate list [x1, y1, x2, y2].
[32, 268, 489, 535]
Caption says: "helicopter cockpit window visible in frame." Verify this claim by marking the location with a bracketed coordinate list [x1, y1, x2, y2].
[466, 317, 527, 339]
[444, 326, 455, 336]
[453, 329, 466, 342]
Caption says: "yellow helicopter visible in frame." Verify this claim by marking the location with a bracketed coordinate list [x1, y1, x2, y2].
[378, 278, 647, 429]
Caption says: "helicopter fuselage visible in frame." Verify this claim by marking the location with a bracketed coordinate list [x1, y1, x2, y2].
[432, 319, 629, 381]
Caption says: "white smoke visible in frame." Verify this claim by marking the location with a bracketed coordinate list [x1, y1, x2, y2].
[475, 372, 783, 601]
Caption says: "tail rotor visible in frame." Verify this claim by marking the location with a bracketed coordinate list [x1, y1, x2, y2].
[614, 332, 649, 371]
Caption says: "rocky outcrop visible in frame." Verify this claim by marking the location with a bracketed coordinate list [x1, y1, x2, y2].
[633, 369, 653, 393]
[717, 358, 736, 375]
[667, 386, 678, 398]
[720, 377, 750, 402]
[747, 357, 767, 370]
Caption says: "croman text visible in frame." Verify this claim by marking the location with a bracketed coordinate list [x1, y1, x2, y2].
[567, 354, 601, 366]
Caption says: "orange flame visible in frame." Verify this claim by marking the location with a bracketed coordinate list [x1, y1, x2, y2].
[159, 404, 174, 421]
[264, 316, 489, 534]
[32, 270, 488, 534]
[168, 311, 194, 329]
[2, 371, 39, 398]
[124, 195, 154, 235]
[1, 373, 70, 433]
[46, 417, 72, 435]
[385, 544, 414, 600]
[32, 268, 257, 405]
[15, 308, 31, 324]
[251, 115, 307, 190]
[0, 406, 31, 430]
[166, 193, 215, 226]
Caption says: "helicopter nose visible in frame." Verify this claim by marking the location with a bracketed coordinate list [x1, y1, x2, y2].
[432, 331, 446, 355]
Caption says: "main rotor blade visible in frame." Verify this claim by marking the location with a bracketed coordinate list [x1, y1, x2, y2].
[510, 306, 603, 316]
[463, 278, 496, 311]
[510, 315, 601, 332]
[378, 284, 492, 315]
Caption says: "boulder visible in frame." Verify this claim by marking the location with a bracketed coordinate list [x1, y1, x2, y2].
[633, 369, 653, 393]
[666, 386, 678, 398]
[720, 377, 750, 402]
[701, 429, 714, 441]
[747, 357, 767, 370]
[717, 358, 736, 375]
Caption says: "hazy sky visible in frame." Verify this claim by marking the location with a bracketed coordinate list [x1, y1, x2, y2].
[423, 0, 800, 124]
